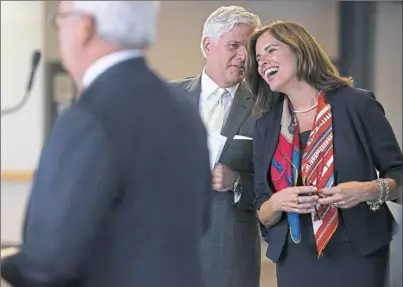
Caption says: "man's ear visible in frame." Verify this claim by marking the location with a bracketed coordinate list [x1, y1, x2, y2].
[78, 15, 96, 46]
[202, 37, 212, 56]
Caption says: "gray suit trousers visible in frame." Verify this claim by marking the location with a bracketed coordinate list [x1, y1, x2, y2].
[200, 191, 261, 287]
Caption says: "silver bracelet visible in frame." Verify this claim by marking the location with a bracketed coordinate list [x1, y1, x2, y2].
[367, 178, 390, 211]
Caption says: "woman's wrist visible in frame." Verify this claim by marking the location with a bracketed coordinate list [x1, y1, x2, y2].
[258, 197, 283, 227]
[362, 181, 380, 202]
[364, 179, 394, 211]
[267, 195, 281, 212]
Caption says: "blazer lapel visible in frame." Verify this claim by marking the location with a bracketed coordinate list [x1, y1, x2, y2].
[324, 87, 344, 184]
[262, 101, 283, 191]
[184, 75, 202, 109]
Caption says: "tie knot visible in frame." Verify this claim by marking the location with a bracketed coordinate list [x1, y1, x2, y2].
[217, 88, 228, 98]
[207, 88, 229, 103]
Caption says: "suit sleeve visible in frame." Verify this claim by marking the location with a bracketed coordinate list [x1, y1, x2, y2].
[235, 172, 255, 210]
[1, 105, 119, 286]
[357, 92, 403, 191]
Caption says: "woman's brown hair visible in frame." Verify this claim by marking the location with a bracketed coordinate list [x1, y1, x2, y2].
[246, 20, 354, 116]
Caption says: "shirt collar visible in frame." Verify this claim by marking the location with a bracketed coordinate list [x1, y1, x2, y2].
[201, 68, 239, 99]
[82, 49, 144, 88]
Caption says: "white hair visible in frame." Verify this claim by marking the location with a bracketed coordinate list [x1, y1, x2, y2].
[200, 6, 261, 57]
[72, 1, 160, 49]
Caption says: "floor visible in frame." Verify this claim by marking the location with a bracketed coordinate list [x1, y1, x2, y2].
[260, 245, 277, 286]
[0, 181, 278, 286]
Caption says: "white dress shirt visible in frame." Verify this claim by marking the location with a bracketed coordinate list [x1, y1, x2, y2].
[199, 69, 239, 129]
[199, 69, 242, 202]
[82, 49, 144, 89]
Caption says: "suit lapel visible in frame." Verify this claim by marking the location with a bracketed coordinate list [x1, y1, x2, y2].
[184, 75, 202, 109]
[184, 77, 253, 155]
[221, 82, 253, 154]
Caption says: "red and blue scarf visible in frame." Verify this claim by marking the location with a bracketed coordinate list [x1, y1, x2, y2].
[270, 91, 338, 256]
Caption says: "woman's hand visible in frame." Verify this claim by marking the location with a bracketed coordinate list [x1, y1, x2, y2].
[317, 181, 374, 208]
[269, 186, 319, 214]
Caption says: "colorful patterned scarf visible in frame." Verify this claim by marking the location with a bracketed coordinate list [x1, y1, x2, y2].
[270, 91, 338, 256]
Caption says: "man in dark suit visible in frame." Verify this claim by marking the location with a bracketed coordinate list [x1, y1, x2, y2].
[1, 1, 211, 287]
[171, 6, 262, 287]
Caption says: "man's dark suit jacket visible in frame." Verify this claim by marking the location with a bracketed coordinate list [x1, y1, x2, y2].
[254, 86, 403, 263]
[170, 76, 261, 287]
[1, 57, 212, 287]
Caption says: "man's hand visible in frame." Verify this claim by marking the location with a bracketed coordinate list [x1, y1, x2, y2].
[212, 163, 239, 191]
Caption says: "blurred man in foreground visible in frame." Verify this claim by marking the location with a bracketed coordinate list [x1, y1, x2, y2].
[1, 1, 211, 287]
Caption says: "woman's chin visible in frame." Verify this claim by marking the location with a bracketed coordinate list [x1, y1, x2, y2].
[263, 76, 283, 92]
[268, 82, 281, 92]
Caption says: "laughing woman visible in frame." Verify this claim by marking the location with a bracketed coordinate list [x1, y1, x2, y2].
[246, 20, 402, 287]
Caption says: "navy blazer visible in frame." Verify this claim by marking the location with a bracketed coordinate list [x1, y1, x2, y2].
[253, 86, 402, 263]
[1, 57, 212, 287]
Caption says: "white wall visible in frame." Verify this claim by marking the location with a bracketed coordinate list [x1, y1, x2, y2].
[1, 182, 30, 244]
[1, 1, 46, 171]
[373, 2, 402, 148]
[373, 3, 403, 286]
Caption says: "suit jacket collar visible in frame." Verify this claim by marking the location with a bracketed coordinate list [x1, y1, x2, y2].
[184, 75, 252, 155]
[79, 57, 148, 102]
[184, 75, 252, 136]
[184, 74, 252, 100]
[184, 75, 202, 108]
[324, 86, 342, 107]
[82, 50, 144, 89]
